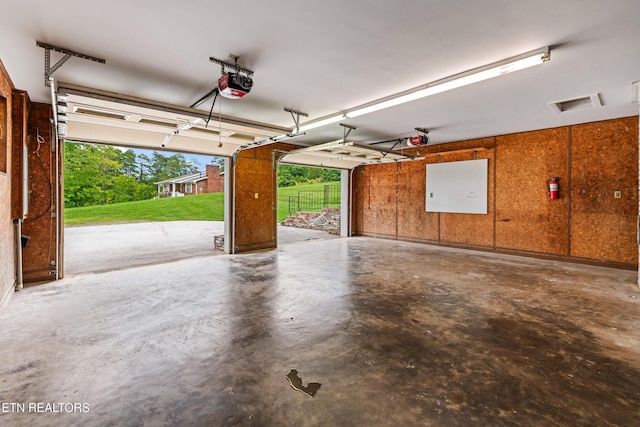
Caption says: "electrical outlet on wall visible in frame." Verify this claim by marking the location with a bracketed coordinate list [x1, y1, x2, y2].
[614, 191, 622, 198]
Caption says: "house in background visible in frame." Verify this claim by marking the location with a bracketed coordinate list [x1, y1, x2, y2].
[155, 165, 224, 198]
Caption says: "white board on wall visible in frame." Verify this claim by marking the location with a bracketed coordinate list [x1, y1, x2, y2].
[426, 159, 488, 214]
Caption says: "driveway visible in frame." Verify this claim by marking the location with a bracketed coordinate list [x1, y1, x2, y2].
[64, 221, 338, 276]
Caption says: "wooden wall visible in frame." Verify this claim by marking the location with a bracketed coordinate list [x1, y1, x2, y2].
[19, 102, 60, 283]
[354, 116, 639, 269]
[0, 59, 15, 309]
[231, 143, 301, 253]
[495, 128, 569, 255]
[570, 120, 638, 264]
[232, 145, 278, 252]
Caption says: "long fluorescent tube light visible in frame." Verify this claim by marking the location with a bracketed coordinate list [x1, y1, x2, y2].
[297, 114, 346, 132]
[294, 47, 549, 130]
[346, 47, 549, 118]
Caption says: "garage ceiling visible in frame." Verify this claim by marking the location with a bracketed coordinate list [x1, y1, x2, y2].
[1, 1, 638, 158]
[58, 83, 414, 167]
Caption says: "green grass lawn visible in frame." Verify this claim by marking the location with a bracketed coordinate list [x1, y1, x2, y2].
[65, 182, 340, 226]
[65, 193, 225, 226]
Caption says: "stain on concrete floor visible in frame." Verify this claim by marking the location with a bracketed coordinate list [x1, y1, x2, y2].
[0, 237, 638, 426]
[285, 370, 321, 397]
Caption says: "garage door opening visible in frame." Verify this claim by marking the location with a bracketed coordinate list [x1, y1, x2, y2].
[276, 163, 344, 244]
[63, 142, 228, 275]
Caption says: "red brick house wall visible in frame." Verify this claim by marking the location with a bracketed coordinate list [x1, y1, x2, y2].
[205, 165, 224, 193]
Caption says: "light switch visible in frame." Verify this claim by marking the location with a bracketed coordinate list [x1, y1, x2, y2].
[255, 193, 259, 199]
[614, 191, 621, 199]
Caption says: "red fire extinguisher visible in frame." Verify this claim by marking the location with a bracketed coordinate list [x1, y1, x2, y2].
[547, 177, 559, 199]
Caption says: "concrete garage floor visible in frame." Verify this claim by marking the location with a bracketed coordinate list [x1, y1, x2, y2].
[64, 221, 338, 276]
[1, 236, 639, 426]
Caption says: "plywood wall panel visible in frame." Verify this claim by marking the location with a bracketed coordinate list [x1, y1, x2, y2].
[362, 162, 397, 237]
[570, 117, 638, 264]
[358, 163, 397, 237]
[11, 91, 27, 220]
[438, 145, 495, 247]
[352, 167, 365, 234]
[21, 103, 58, 283]
[353, 118, 636, 268]
[397, 158, 439, 241]
[495, 128, 569, 255]
[233, 146, 276, 252]
[0, 60, 15, 308]
[423, 137, 495, 155]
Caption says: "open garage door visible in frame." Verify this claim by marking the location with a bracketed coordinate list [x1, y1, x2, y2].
[278, 140, 421, 239]
[58, 82, 289, 157]
[53, 83, 290, 276]
[47, 82, 421, 279]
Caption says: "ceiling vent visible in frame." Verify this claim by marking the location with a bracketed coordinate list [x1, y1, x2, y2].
[548, 93, 601, 114]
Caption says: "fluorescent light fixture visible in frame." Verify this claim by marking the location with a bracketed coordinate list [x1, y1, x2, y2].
[293, 47, 550, 130]
[346, 47, 549, 118]
[297, 114, 346, 132]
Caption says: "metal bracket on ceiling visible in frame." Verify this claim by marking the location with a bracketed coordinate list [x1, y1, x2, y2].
[209, 55, 253, 77]
[284, 108, 308, 133]
[340, 123, 356, 141]
[369, 137, 404, 146]
[37, 41, 105, 87]
[382, 139, 403, 159]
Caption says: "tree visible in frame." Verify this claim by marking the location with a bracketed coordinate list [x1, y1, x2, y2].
[321, 168, 340, 182]
[120, 149, 138, 177]
[64, 143, 157, 207]
[277, 164, 340, 187]
[65, 142, 338, 207]
[146, 152, 199, 183]
[64, 143, 120, 207]
[211, 156, 225, 172]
